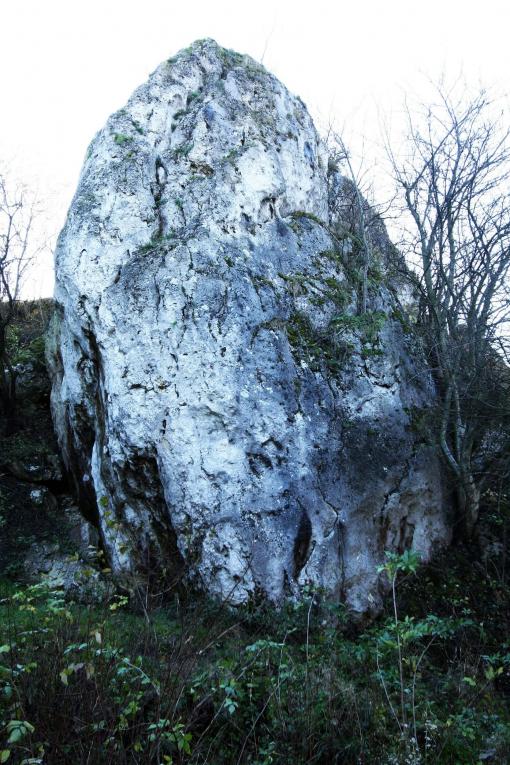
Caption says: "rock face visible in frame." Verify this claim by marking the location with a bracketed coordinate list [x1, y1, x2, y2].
[48, 39, 450, 616]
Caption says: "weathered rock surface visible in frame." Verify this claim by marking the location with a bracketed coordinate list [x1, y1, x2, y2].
[48, 39, 450, 615]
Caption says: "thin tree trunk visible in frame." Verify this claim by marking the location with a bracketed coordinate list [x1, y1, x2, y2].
[458, 471, 480, 538]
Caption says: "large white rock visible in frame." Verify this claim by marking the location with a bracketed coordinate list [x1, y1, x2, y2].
[48, 39, 450, 616]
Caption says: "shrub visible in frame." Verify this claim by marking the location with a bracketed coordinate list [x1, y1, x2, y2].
[1, 547, 510, 763]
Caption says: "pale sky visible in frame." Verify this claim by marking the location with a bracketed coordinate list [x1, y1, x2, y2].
[1, 0, 509, 297]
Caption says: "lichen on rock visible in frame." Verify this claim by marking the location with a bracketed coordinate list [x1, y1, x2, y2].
[48, 39, 450, 616]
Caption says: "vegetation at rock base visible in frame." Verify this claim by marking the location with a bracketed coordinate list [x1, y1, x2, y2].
[1, 536, 510, 764]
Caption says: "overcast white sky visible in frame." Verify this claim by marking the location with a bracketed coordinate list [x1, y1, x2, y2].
[1, 0, 509, 297]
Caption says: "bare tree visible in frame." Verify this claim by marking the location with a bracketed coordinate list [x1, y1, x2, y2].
[0, 171, 42, 417]
[326, 129, 395, 315]
[327, 132, 375, 313]
[386, 85, 510, 537]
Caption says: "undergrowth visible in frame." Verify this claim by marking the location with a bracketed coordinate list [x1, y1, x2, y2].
[1, 540, 510, 764]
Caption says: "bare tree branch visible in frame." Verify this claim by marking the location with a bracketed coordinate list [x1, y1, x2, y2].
[386, 83, 510, 537]
[0, 169, 44, 419]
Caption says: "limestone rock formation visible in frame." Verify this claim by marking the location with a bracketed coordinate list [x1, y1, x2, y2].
[48, 39, 450, 616]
